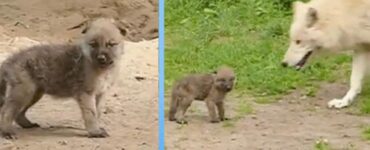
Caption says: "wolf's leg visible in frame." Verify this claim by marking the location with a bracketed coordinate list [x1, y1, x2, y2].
[16, 89, 43, 128]
[77, 93, 109, 138]
[175, 97, 192, 124]
[206, 99, 219, 123]
[95, 93, 103, 119]
[1, 83, 36, 139]
[328, 52, 366, 108]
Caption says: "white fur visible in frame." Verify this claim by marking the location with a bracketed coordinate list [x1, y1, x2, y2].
[328, 52, 367, 108]
[284, 0, 370, 108]
[80, 42, 92, 62]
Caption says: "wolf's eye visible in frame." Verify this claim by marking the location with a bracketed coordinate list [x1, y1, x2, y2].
[295, 40, 301, 44]
[89, 41, 98, 48]
[217, 78, 226, 82]
[107, 42, 118, 48]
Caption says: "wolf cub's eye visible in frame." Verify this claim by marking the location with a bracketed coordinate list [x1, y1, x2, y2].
[89, 41, 98, 48]
[217, 78, 226, 82]
[295, 40, 301, 44]
[107, 42, 118, 48]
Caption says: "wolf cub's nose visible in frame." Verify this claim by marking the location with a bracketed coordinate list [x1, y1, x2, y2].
[97, 54, 114, 65]
[97, 54, 107, 63]
[225, 85, 233, 91]
[281, 62, 288, 67]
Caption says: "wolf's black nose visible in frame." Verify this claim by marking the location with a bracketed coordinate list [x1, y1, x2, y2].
[97, 55, 107, 63]
[281, 62, 288, 67]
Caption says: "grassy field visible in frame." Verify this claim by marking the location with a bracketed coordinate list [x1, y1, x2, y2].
[165, 0, 351, 98]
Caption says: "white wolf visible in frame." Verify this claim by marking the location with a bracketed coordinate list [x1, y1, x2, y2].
[282, 0, 370, 108]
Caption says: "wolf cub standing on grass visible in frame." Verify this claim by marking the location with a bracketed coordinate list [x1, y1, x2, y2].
[169, 67, 235, 124]
[0, 18, 126, 139]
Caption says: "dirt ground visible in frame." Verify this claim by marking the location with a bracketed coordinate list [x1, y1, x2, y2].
[0, 0, 158, 150]
[0, 0, 158, 42]
[165, 83, 370, 150]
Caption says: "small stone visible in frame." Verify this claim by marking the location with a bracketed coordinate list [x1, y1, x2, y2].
[230, 135, 238, 141]
[58, 140, 68, 145]
[103, 107, 114, 114]
[135, 76, 146, 81]
[343, 134, 350, 138]
[300, 95, 308, 99]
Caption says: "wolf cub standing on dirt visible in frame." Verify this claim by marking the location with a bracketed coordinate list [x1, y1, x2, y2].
[0, 18, 126, 139]
[169, 67, 235, 124]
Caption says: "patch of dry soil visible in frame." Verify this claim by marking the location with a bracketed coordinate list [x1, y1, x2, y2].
[0, 0, 158, 42]
[165, 83, 370, 150]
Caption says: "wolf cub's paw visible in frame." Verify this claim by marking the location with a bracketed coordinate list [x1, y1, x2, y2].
[168, 117, 176, 122]
[1, 131, 17, 140]
[21, 123, 40, 129]
[88, 128, 109, 138]
[210, 119, 220, 123]
[176, 119, 188, 125]
[220, 117, 230, 121]
[328, 99, 349, 108]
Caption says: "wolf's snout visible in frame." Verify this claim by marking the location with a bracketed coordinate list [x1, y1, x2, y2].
[281, 62, 288, 67]
[97, 54, 107, 63]
[97, 54, 113, 65]
[225, 85, 233, 91]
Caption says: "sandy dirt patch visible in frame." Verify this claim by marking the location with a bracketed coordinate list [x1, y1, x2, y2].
[0, 0, 158, 42]
[165, 83, 370, 150]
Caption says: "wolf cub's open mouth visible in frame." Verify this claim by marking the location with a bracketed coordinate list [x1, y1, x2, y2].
[295, 51, 313, 70]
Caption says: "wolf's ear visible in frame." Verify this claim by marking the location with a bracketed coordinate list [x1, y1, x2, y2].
[306, 7, 318, 27]
[67, 20, 91, 34]
[292, 1, 304, 12]
[117, 26, 128, 37]
[113, 21, 128, 37]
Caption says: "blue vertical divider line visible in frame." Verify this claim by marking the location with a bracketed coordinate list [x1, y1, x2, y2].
[158, 0, 165, 149]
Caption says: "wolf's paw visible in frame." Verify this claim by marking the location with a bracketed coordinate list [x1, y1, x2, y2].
[328, 99, 349, 108]
[176, 119, 188, 125]
[20, 123, 40, 129]
[210, 119, 220, 123]
[88, 128, 109, 138]
[1, 131, 17, 140]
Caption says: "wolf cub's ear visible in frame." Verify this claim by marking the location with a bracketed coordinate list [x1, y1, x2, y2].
[116, 26, 128, 37]
[113, 20, 128, 37]
[67, 20, 91, 34]
[306, 7, 318, 27]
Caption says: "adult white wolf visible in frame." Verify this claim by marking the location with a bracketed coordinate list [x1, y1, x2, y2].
[282, 0, 370, 108]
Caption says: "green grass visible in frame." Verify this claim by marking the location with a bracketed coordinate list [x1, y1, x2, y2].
[314, 139, 330, 150]
[362, 126, 370, 140]
[165, 0, 351, 100]
[355, 78, 370, 114]
[235, 99, 253, 118]
[222, 120, 236, 128]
